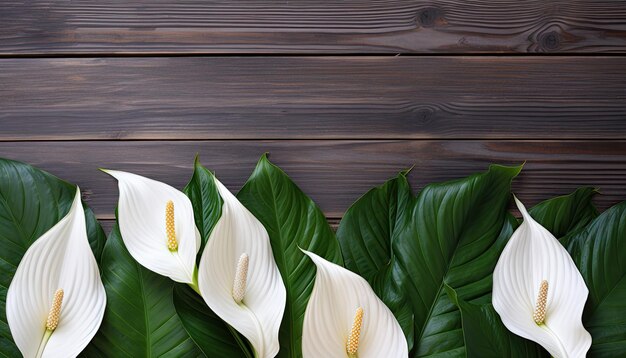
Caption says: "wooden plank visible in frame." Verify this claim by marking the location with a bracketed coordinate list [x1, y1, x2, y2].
[2, 56, 626, 140]
[1, 140, 625, 220]
[1, 1, 626, 54]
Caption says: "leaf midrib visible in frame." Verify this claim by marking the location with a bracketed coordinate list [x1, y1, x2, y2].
[261, 165, 298, 358]
[137, 261, 152, 358]
[413, 181, 497, 354]
[414, 240, 462, 352]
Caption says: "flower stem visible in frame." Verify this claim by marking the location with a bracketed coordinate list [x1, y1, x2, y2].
[35, 330, 52, 358]
[187, 281, 201, 295]
[187, 265, 201, 295]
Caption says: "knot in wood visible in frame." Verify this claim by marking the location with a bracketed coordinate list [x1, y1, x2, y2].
[417, 7, 442, 28]
[540, 31, 561, 51]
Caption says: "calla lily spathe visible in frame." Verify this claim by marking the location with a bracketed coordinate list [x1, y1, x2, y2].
[492, 197, 591, 358]
[197, 177, 286, 358]
[301, 250, 408, 358]
[6, 188, 106, 358]
[103, 169, 201, 285]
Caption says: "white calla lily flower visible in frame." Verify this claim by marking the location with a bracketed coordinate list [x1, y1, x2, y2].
[301, 250, 408, 358]
[198, 177, 286, 358]
[493, 196, 592, 358]
[103, 169, 201, 286]
[6, 188, 106, 358]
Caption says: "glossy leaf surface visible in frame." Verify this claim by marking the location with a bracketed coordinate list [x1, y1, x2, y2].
[565, 202, 626, 357]
[529, 187, 598, 238]
[173, 285, 253, 358]
[83, 224, 202, 357]
[447, 285, 546, 358]
[457, 188, 598, 358]
[337, 165, 521, 357]
[236, 154, 343, 358]
[0, 158, 104, 356]
[177, 159, 252, 357]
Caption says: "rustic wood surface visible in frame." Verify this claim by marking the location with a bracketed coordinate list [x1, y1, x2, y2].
[1, 1, 626, 234]
[1, 140, 625, 219]
[1, 57, 626, 140]
[2, 1, 626, 54]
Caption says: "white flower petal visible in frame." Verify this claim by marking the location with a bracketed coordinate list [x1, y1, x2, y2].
[302, 250, 408, 358]
[492, 196, 591, 358]
[103, 169, 200, 284]
[6, 188, 106, 358]
[198, 177, 286, 358]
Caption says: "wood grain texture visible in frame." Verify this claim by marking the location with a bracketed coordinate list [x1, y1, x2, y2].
[1, 1, 626, 54]
[2, 56, 626, 140]
[1, 140, 625, 221]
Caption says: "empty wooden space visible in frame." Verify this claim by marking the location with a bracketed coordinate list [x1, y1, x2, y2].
[2, 0, 626, 54]
[1, 56, 626, 140]
[1, 0, 626, 233]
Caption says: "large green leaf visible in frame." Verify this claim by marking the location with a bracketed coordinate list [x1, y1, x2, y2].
[337, 165, 521, 357]
[236, 154, 343, 358]
[565, 202, 626, 357]
[173, 285, 253, 358]
[451, 188, 598, 358]
[446, 284, 546, 358]
[447, 214, 547, 358]
[83, 224, 202, 357]
[335, 172, 415, 347]
[174, 159, 252, 357]
[529, 187, 598, 238]
[184, 157, 223, 258]
[0, 158, 105, 356]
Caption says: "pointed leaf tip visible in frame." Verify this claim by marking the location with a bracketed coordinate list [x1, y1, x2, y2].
[399, 165, 414, 177]
[489, 163, 523, 177]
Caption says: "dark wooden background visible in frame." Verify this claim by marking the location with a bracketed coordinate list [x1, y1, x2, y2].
[1, 1, 626, 233]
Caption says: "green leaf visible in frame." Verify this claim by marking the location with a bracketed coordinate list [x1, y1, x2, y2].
[83, 224, 202, 357]
[336, 172, 415, 347]
[445, 285, 546, 358]
[448, 215, 547, 358]
[0, 158, 105, 356]
[175, 159, 252, 357]
[565, 202, 626, 357]
[337, 164, 521, 357]
[449, 188, 598, 358]
[529, 187, 598, 238]
[173, 285, 254, 358]
[236, 154, 343, 358]
[183, 156, 223, 258]
[336, 171, 412, 295]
